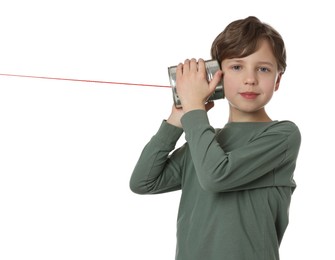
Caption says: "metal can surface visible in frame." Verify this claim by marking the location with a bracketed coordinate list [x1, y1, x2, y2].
[168, 59, 224, 108]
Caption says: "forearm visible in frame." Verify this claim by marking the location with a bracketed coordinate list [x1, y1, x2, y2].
[130, 121, 184, 194]
[181, 110, 288, 192]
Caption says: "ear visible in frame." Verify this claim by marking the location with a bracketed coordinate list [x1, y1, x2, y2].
[274, 72, 283, 91]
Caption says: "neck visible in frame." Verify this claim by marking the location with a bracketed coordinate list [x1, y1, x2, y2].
[228, 107, 272, 123]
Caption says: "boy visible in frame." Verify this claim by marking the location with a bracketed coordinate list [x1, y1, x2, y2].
[130, 16, 301, 260]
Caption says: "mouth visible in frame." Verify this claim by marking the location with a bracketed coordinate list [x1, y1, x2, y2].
[239, 92, 260, 100]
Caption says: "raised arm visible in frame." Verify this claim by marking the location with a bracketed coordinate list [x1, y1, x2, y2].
[130, 121, 185, 194]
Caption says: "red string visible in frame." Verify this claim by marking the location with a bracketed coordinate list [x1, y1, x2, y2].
[0, 73, 171, 88]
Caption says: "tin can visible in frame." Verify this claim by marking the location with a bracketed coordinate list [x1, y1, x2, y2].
[168, 59, 224, 108]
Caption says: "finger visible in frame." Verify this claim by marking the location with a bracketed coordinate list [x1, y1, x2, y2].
[183, 59, 190, 73]
[197, 58, 206, 77]
[176, 62, 184, 78]
[190, 58, 197, 72]
[209, 70, 223, 93]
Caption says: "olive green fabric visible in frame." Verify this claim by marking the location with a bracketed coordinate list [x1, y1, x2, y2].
[130, 110, 301, 260]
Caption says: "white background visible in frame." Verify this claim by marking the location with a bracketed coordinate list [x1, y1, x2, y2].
[0, 0, 334, 259]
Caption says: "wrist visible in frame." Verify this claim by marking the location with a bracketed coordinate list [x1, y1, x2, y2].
[182, 103, 206, 113]
[167, 116, 182, 128]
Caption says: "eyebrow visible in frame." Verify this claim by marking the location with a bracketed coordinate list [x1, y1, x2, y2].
[257, 61, 275, 67]
[226, 59, 275, 67]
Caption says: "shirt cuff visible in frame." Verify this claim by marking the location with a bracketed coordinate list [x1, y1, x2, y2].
[152, 120, 184, 148]
[181, 110, 210, 132]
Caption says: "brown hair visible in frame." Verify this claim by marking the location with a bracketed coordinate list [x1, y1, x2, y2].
[211, 16, 286, 73]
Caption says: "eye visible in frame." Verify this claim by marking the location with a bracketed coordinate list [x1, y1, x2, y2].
[232, 65, 242, 71]
[258, 67, 270, 73]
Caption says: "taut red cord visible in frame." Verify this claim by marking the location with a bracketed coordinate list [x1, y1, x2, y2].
[0, 73, 171, 88]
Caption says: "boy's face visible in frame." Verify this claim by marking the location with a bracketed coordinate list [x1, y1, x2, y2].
[221, 39, 281, 120]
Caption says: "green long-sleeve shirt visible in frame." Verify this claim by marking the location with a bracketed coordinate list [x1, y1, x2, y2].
[130, 110, 301, 260]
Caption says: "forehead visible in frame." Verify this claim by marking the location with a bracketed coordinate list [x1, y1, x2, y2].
[255, 39, 276, 56]
[224, 39, 277, 64]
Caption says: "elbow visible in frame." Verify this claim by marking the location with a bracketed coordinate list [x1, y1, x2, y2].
[198, 174, 231, 193]
[129, 178, 148, 195]
[129, 183, 147, 195]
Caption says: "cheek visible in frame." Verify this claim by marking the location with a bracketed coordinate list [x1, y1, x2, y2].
[223, 75, 238, 98]
[264, 78, 279, 93]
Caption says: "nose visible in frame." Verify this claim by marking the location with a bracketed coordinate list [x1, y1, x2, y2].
[244, 70, 257, 86]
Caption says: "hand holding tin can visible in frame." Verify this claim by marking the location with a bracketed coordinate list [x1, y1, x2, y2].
[168, 59, 224, 108]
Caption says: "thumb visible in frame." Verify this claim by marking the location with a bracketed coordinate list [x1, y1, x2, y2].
[209, 70, 223, 93]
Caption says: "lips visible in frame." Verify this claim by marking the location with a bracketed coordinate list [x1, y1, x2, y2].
[240, 92, 260, 99]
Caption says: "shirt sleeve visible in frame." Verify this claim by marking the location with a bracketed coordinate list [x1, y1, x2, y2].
[129, 120, 185, 194]
[181, 110, 301, 192]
